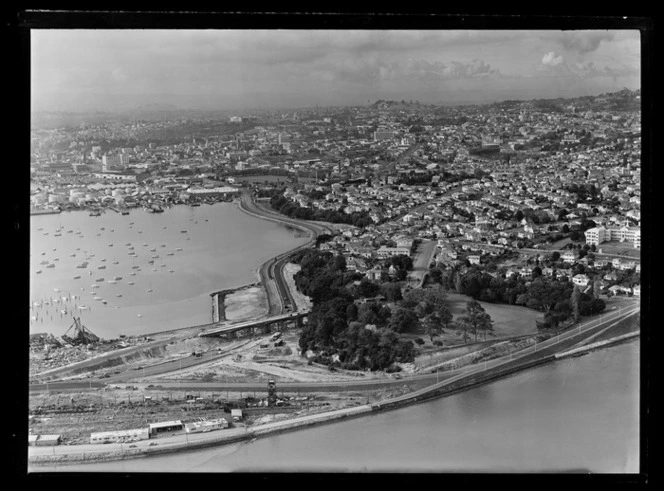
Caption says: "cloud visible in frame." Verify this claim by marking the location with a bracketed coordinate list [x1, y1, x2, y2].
[309, 57, 502, 87]
[561, 31, 614, 54]
[541, 51, 565, 67]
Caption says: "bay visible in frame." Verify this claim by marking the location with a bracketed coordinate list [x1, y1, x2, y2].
[29, 203, 309, 340]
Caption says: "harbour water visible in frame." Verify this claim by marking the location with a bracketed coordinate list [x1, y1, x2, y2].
[29, 203, 309, 340]
[39, 339, 640, 473]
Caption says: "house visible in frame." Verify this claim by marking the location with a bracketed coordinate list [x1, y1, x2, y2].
[632, 285, 641, 296]
[346, 257, 367, 272]
[231, 409, 243, 422]
[608, 285, 631, 295]
[572, 274, 590, 287]
[562, 251, 577, 263]
[468, 255, 481, 265]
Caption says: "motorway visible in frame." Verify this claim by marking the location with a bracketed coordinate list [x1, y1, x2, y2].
[28, 305, 640, 464]
[30, 304, 639, 395]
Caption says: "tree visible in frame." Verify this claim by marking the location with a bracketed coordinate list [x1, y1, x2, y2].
[437, 305, 453, 331]
[571, 285, 581, 323]
[357, 278, 381, 298]
[388, 307, 421, 333]
[459, 300, 494, 342]
[333, 254, 347, 272]
[380, 282, 403, 302]
[465, 276, 482, 299]
[592, 279, 602, 299]
[346, 303, 358, 322]
[423, 315, 442, 341]
[357, 303, 379, 326]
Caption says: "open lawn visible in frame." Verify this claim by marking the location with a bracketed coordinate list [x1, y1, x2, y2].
[597, 241, 641, 259]
[445, 293, 542, 338]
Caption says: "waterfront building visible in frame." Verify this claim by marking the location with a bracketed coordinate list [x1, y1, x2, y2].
[90, 428, 150, 444]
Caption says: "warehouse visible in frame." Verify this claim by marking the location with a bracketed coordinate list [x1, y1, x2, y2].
[28, 434, 61, 446]
[184, 418, 229, 434]
[149, 420, 184, 436]
[90, 428, 150, 444]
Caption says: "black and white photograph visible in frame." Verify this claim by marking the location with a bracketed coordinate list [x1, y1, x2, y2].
[21, 12, 648, 476]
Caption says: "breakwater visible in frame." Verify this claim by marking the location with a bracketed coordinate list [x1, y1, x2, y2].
[555, 331, 639, 359]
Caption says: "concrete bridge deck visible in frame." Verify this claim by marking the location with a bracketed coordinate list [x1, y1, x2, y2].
[198, 310, 310, 338]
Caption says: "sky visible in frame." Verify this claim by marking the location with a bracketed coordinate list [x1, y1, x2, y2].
[31, 29, 641, 112]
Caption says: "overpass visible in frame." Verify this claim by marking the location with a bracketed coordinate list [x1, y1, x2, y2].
[198, 310, 310, 339]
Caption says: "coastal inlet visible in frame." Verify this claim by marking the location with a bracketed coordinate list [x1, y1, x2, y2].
[30, 201, 309, 340]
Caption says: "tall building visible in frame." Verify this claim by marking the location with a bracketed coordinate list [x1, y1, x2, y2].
[102, 154, 128, 172]
[585, 225, 640, 249]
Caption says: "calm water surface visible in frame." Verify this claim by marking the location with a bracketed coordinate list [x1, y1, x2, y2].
[41, 340, 640, 473]
[29, 203, 308, 339]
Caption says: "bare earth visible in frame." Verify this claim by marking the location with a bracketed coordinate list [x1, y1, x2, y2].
[224, 286, 268, 321]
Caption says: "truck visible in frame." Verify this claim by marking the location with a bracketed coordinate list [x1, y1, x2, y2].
[231, 409, 243, 422]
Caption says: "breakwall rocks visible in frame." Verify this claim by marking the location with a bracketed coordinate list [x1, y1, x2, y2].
[555, 331, 639, 359]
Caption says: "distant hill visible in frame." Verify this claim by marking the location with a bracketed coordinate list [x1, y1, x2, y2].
[367, 88, 640, 112]
[370, 100, 429, 110]
[125, 103, 180, 114]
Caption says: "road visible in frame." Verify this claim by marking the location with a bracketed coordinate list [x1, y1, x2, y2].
[30, 305, 639, 395]
[238, 190, 330, 316]
[408, 239, 437, 288]
[28, 306, 640, 464]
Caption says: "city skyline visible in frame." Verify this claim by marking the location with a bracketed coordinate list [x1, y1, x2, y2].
[31, 29, 641, 113]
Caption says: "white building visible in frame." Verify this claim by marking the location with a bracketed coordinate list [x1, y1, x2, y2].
[585, 225, 640, 249]
[375, 246, 411, 258]
[572, 274, 590, 287]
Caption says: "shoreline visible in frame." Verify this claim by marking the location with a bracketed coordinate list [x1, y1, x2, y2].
[28, 329, 639, 467]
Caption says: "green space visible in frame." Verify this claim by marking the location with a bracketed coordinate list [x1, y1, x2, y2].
[597, 241, 641, 259]
[445, 293, 541, 338]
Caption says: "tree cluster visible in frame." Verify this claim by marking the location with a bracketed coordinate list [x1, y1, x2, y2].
[293, 250, 415, 371]
[270, 193, 375, 228]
